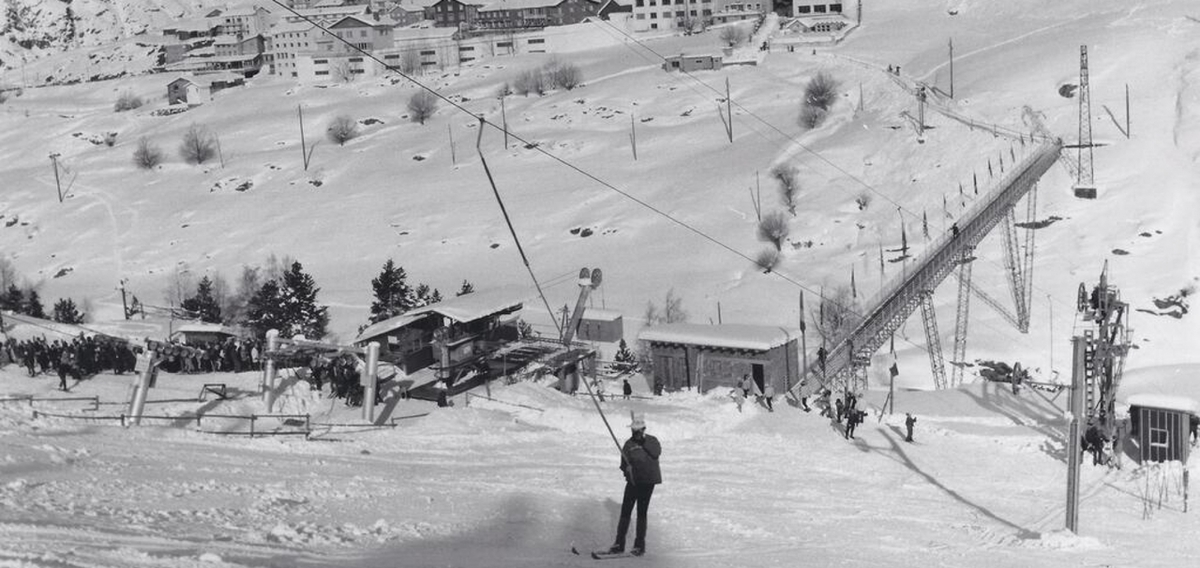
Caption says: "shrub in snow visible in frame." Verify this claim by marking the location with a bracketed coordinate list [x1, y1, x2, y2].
[544, 60, 582, 91]
[496, 82, 512, 98]
[800, 71, 839, 129]
[113, 91, 142, 112]
[327, 115, 358, 145]
[772, 164, 800, 215]
[755, 248, 780, 273]
[132, 137, 163, 169]
[179, 124, 216, 165]
[855, 192, 871, 211]
[757, 210, 790, 251]
[720, 25, 747, 47]
[407, 91, 438, 125]
[513, 69, 545, 96]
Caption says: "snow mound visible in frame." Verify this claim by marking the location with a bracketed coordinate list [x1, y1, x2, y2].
[1024, 529, 1105, 551]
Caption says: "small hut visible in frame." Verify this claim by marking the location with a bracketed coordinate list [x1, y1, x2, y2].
[577, 308, 623, 343]
[1127, 394, 1198, 464]
[170, 323, 241, 346]
[638, 323, 799, 394]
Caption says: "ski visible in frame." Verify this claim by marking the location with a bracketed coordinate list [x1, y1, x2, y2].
[591, 551, 640, 560]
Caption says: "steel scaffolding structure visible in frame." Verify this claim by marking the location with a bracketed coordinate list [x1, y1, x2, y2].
[802, 141, 1062, 393]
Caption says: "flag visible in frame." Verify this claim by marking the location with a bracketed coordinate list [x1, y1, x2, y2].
[890, 363, 899, 378]
[799, 292, 806, 333]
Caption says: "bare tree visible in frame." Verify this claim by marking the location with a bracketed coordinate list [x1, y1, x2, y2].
[114, 91, 142, 112]
[812, 285, 860, 346]
[513, 68, 545, 96]
[754, 248, 780, 273]
[663, 288, 687, 323]
[179, 124, 216, 165]
[132, 137, 163, 169]
[757, 210, 790, 250]
[407, 90, 438, 124]
[545, 60, 582, 90]
[800, 71, 840, 129]
[330, 59, 356, 83]
[162, 265, 195, 309]
[720, 25, 747, 47]
[0, 255, 19, 292]
[772, 164, 800, 215]
[326, 115, 358, 145]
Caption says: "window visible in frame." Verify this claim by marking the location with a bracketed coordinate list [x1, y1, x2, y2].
[461, 56, 474, 62]
[650, 12, 657, 18]
[635, 0, 643, 5]
[351, 68, 364, 74]
[702, 8, 710, 15]
[1150, 427, 1170, 448]
[496, 41, 512, 47]
[690, 9, 697, 15]
[460, 45, 475, 51]
[314, 58, 328, 64]
[830, 3, 842, 12]
[421, 49, 436, 55]
[797, 5, 810, 13]
[636, 13, 644, 18]
[528, 38, 545, 44]
[675, 10, 684, 16]
[814, 4, 827, 12]
[315, 70, 329, 75]
[350, 57, 363, 62]
[650, 22, 657, 28]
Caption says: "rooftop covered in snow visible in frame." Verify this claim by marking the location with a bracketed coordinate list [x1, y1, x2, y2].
[638, 323, 799, 351]
[1126, 393, 1199, 415]
[355, 286, 530, 343]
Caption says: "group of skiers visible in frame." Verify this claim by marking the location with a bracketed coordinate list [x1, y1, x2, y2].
[304, 353, 376, 407]
[731, 374, 776, 412]
[1, 336, 138, 390]
[157, 337, 262, 375]
[812, 388, 868, 439]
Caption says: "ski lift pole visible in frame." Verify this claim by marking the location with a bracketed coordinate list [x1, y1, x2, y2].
[578, 368, 627, 460]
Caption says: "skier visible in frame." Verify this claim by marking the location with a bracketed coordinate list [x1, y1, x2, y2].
[731, 387, 744, 413]
[905, 413, 917, 442]
[738, 374, 750, 398]
[622, 378, 632, 400]
[835, 397, 845, 423]
[607, 413, 661, 558]
[763, 382, 775, 412]
[845, 409, 861, 439]
[56, 347, 72, 391]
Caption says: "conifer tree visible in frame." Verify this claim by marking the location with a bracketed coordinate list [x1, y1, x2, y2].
[24, 289, 45, 319]
[456, 280, 475, 296]
[182, 276, 222, 323]
[613, 339, 639, 372]
[52, 298, 85, 324]
[0, 284, 23, 312]
[245, 280, 286, 338]
[280, 261, 328, 339]
[413, 283, 441, 308]
[369, 259, 412, 323]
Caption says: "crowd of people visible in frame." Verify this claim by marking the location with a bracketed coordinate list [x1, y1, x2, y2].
[155, 337, 263, 375]
[303, 353, 373, 407]
[1, 336, 138, 390]
[812, 388, 866, 439]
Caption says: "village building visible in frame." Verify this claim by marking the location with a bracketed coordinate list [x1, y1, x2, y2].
[265, 21, 318, 77]
[428, 0, 484, 28]
[597, 0, 632, 19]
[711, 0, 763, 24]
[638, 323, 800, 394]
[165, 72, 245, 105]
[216, 5, 277, 38]
[786, 0, 842, 16]
[284, 4, 371, 25]
[1126, 394, 1197, 464]
[390, 0, 439, 25]
[476, 0, 601, 30]
[662, 52, 722, 72]
[629, 0, 715, 32]
[576, 308, 623, 343]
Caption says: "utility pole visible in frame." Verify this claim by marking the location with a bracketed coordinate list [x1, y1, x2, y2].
[949, 38, 954, 99]
[725, 77, 733, 143]
[1074, 45, 1096, 198]
[49, 153, 63, 203]
[448, 124, 457, 165]
[1124, 84, 1130, 138]
[630, 111, 638, 161]
[119, 279, 130, 320]
[500, 96, 510, 149]
[298, 104, 310, 170]
[1065, 335, 1085, 533]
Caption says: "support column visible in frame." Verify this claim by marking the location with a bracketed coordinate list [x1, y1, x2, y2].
[128, 351, 159, 426]
[1066, 336, 1086, 533]
[263, 329, 280, 413]
[920, 292, 947, 390]
[951, 253, 973, 387]
[363, 341, 380, 424]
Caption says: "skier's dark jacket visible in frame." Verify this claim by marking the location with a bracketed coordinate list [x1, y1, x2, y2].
[620, 434, 662, 485]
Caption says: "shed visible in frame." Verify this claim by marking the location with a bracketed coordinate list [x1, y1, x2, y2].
[662, 53, 723, 73]
[638, 323, 799, 394]
[171, 323, 240, 345]
[355, 286, 529, 374]
[166, 72, 244, 105]
[1127, 394, 1197, 464]
[577, 308, 623, 343]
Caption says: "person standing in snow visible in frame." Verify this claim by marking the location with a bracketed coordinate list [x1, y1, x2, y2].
[835, 397, 845, 423]
[622, 379, 632, 400]
[609, 413, 661, 557]
[738, 374, 750, 398]
[731, 387, 744, 413]
[763, 382, 775, 412]
[905, 413, 917, 442]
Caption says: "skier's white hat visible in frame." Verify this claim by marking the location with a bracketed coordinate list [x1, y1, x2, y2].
[629, 412, 646, 430]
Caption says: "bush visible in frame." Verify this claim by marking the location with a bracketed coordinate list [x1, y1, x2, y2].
[772, 164, 799, 215]
[103, 132, 117, 147]
[496, 82, 513, 98]
[132, 137, 163, 169]
[399, 49, 421, 75]
[546, 61, 582, 90]
[513, 68, 545, 96]
[179, 124, 216, 165]
[855, 193, 871, 211]
[720, 25, 747, 47]
[407, 91, 438, 125]
[757, 210, 790, 251]
[114, 91, 143, 112]
[800, 71, 840, 129]
[754, 248, 780, 273]
[327, 115, 358, 145]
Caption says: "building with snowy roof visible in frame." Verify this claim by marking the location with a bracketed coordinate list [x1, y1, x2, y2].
[1126, 394, 1197, 464]
[638, 323, 799, 395]
[170, 323, 243, 346]
[577, 307, 623, 343]
[165, 73, 246, 105]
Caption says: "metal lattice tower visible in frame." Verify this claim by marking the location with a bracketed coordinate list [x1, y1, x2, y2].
[1076, 45, 1095, 189]
[920, 291, 948, 390]
[951, 253, 973, 387]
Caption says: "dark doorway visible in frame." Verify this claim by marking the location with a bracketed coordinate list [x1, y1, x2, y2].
[752, 363, 765, 393]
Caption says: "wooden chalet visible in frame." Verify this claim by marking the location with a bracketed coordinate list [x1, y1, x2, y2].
[354, 286, 528, 377]
[639, 323, 800, 394]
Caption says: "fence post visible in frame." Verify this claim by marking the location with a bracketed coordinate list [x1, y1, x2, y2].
[250, 415, 256, 438]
